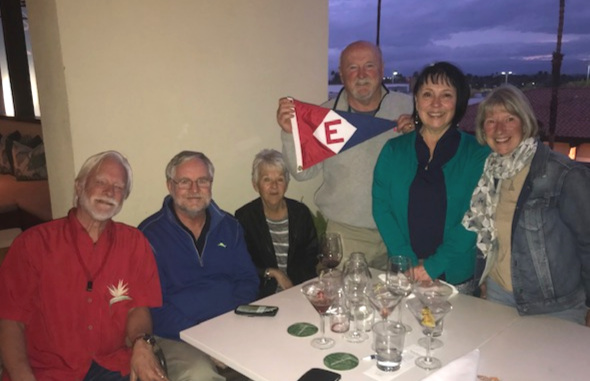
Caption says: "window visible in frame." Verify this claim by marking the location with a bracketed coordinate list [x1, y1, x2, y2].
[0, 0, 40, 119]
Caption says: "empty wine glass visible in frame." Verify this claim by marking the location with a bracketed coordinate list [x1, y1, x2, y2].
[386, 255, 414, 332]
[320, 268, 343, 291]
[320, 269, 349, 333]
[366, 279, 402, 322]
[328, 288, 350, 333]
[319, 233, 344, 269]
[343, 252, 371, 343]
[414, 280, 454, 305]
[406, 298, 452, 370]
[301, 280, 338, 349]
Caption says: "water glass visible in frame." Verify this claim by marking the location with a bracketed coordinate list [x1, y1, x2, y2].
[329, 289, 350, 333]
[372, 321, 406, 372]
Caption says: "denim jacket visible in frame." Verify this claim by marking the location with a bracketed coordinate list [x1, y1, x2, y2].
[508, 142, 590, 315]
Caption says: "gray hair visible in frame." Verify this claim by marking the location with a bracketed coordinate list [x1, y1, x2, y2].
[73, 150, 133, 206]
[251, 149, 289, 185]
[165, 151, 215, 181]
[474, 84, 539, 145]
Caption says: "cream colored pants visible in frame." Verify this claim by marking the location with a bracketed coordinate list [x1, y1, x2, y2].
[156, 336, 225, 381]
[326, 220, 388, 270]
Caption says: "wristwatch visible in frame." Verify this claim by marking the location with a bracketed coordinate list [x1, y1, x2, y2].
[264, 268, 271, 279]
[133, 333, 156, 347]
[132, 333, 168, 374]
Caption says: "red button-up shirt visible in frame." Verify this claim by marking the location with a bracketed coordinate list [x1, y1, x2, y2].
[0, 209, 162, 381]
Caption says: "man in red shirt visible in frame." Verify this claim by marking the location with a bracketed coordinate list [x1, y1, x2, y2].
[0, 151, 164, 381]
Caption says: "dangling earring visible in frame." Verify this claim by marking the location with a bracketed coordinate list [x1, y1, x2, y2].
[414, 113, 421, 126]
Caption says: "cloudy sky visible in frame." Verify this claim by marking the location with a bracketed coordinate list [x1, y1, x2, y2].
[329, 0, 590, 77]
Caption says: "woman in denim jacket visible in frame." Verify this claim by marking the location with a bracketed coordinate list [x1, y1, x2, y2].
[463, 85, 590, 326]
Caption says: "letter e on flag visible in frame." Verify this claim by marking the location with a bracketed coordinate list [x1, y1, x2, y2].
[314, 110, 356, 154]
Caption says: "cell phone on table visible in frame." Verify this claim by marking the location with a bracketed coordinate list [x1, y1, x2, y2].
[234, 304, 279, 317]
[297, 368, 341, 381]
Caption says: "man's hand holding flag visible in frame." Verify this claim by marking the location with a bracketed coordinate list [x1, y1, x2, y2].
[289, 99, 400, 172]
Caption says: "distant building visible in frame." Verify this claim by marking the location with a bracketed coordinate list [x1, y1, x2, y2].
[385, 83, 410, 94]
[459, 87, 590, 165]
[327, 84, 343, 99]
[328, 83, 410, 99]
[459, 87, 590, 145]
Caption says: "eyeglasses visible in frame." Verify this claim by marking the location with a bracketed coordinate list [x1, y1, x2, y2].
[172, 177, 212, 189]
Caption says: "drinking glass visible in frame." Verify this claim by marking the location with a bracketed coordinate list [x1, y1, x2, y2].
[406, 298, 452, 370]
[301, 280, 338, 349]
[415, 280, 454, 349]
[320, 268, 343, 290]
[349, 295, 374, 334]
[319, 233, 344, 269]
[372, 320, 406, 372]
[419, 319, 444, 349]
[414, 279, 454, 305]
[366, 279, 402, 322]
[386, 255, 414, 332]
[343, 252, 371, 343]
[319, 268, 349, 334]
[329, 288, 350, 333]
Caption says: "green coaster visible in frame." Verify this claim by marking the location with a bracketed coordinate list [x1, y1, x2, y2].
[287, 322, 318, 337]
[323, 352, 359, 371]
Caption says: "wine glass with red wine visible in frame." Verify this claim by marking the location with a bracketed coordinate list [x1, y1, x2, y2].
[319, 233, 343, 269]
[301, 279, 338, 349]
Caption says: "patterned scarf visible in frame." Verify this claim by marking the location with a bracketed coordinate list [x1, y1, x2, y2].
[462, 137, 538, 259]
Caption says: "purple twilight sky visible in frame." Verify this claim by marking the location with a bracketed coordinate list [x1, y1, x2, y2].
[328, 0, 590, 77]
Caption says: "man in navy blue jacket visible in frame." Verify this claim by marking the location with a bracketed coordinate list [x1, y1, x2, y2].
[139, 151, 259, 381]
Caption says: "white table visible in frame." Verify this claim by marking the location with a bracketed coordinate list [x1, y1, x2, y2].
[477, 314, 590, 379]
[180, 279, 590, 381]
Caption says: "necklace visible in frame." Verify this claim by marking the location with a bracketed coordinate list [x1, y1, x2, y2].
[70, 220, 115, 292]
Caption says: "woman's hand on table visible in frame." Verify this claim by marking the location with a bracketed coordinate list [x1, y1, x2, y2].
[412, 265, 433, 283]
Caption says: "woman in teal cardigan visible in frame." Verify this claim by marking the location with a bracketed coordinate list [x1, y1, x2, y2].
[372, 62, 489, 293]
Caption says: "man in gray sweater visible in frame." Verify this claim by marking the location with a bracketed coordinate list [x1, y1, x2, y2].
[276, 40, 413, 268]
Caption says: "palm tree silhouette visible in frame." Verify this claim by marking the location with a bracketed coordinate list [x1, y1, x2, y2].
[548, 0, 565, 147]
[376, 0, 382, 46]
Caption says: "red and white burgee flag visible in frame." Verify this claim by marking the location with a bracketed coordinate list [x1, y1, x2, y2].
[290, 99, 398, 172]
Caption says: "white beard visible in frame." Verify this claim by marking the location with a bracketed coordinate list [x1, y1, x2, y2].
[79, 191, 122, 221]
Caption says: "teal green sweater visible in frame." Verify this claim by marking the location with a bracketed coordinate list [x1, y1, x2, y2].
[372, 130, 490, 284]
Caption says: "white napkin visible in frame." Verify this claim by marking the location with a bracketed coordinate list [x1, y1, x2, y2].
[438, 280, 459, 298]
[421, 349, 480, 381]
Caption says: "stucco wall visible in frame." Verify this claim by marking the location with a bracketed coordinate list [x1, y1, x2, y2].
[26, 0, 327, 225]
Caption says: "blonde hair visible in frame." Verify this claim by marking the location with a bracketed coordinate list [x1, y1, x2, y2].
[474, 84, 539, 145]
